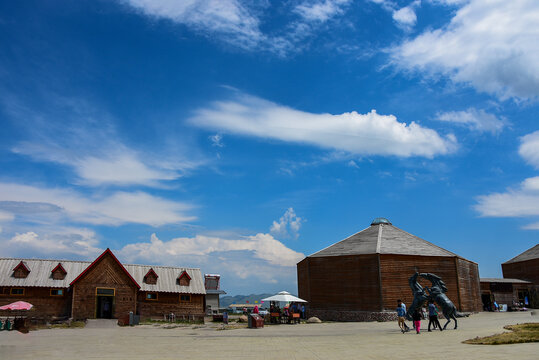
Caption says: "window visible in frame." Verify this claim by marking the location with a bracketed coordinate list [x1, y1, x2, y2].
[180, 294, 191, 302]
[96, 288, 115, 296]
[51, 263, 67, 280]
[11, 288, 24, 295]
[144, 268, 158, 285]
[0, 287, 9, 296]
[146, 292, 158, 301]
[177, 271, 191, 286]
[50, 289, 64, 296]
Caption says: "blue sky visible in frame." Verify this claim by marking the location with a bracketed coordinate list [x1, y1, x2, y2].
[1, 0, 538, 295]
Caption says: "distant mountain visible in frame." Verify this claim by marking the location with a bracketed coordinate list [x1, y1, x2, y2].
[220, 293, 273, 308]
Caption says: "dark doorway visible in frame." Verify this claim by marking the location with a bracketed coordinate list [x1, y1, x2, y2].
[96, 296, 114, 318]
[481, 293, 492, 311]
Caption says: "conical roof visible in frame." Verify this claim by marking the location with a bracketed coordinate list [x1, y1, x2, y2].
[503, 243, 539, 264]
[310, 219, 459, 258]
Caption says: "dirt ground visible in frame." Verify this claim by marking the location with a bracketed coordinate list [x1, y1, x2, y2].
[0, 311, 537, 359]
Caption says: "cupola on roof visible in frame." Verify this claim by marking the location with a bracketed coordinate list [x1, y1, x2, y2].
[371, 217, 391, 225]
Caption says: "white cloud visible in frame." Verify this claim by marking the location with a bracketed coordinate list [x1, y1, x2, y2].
[475, 176, 539, 229]
[121, 0, 263, 50]
[118, 231, 304, 289]
[7, 228, 102, 258]
[519, 131, 539, 168]
[0, 183, 195, 227]
[522, 222, 539, 230]
[209, 134, 224, 147]
[5, 95, 202, 187]
[119, 1, 351, 56]
[392, 1, 420, 29]
[270, 208, 304, 240]
[189, 92, 457, 158]
[435, 108, 506, 134]
[475, 129, 539, 229]
[120, 232, 303, 268]
[294, 0, 351, 22]
[391, 0, 539, 100]
[0, 210, 14, 222]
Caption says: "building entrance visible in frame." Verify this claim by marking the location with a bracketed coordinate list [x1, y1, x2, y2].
[96, 288, 115, 318]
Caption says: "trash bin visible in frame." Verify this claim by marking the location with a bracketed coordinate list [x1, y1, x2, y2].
[249, 314, 264, 328]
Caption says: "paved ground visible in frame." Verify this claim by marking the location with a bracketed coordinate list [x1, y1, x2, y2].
[0, 312, 537, 359]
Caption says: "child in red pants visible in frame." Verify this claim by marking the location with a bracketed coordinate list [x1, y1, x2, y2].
[412, 309, 422, 334]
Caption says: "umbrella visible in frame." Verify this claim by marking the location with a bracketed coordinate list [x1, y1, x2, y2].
[0, 301, 33, 311]
[262, 291, 307, 303]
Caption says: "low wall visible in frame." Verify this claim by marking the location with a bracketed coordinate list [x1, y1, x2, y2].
[308, 309, 398, 322]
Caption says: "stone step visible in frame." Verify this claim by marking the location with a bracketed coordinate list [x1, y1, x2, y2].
[85, 319, 118, 328]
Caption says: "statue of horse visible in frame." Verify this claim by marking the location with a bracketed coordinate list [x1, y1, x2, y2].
[419, 273, 465, 329]
[406, 272, 429, 321]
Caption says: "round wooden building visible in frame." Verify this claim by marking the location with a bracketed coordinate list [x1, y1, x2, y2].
[297, 218, 481, 321]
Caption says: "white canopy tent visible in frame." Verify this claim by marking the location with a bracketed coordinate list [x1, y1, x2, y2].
[262, 291, 307, 303]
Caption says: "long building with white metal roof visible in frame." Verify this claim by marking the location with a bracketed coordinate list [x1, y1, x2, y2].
[0, 248, 206, 321]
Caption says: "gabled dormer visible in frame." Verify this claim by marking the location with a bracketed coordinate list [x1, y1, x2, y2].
[144, 268, 158, 285]
[177, 271, 191, 286]
[13, 261, 30, 278]
[51, 263, 67, 280]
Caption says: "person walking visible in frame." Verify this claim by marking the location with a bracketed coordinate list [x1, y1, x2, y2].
[412, 308, 422, 334]
[396, 300, 408, 333]
[427, 300, 442, 332]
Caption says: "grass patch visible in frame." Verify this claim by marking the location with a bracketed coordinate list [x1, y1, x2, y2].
[50, 321, 86, 329]
[463, 323, 539, 345]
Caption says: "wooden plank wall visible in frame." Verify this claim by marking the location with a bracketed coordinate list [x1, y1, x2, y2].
[297, 259, 310, 304]
[137, 292, 204, 320]
[0, 287, 71, 318]
[502, 258, 539, 285]
[456, 258, 482, 312]
[298, 255, 381, 312]
[72, 254, 138, 320]
[379, 255, 459, 312]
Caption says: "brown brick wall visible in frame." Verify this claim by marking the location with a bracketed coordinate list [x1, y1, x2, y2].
[71, 254, 138, 320]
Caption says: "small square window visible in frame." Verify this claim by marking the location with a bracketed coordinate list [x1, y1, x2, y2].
[146, 292, 158, 300]
[180, 294, 191, 302]
[0, 287, 9, 296]
[11, 288, 24, 295]
[50, 289, 64, 296]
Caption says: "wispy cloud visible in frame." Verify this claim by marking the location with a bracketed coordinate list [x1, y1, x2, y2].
[119, 0, 351, 56]
[209, 134, 224, 147]
[119, 0, 263, 51]
[390, 0, 539, 101]
[0, 183, 195, 227]
[4, 94, 202, 187]
[435, 108, 507, 134]
[189, 92, 457, 158]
